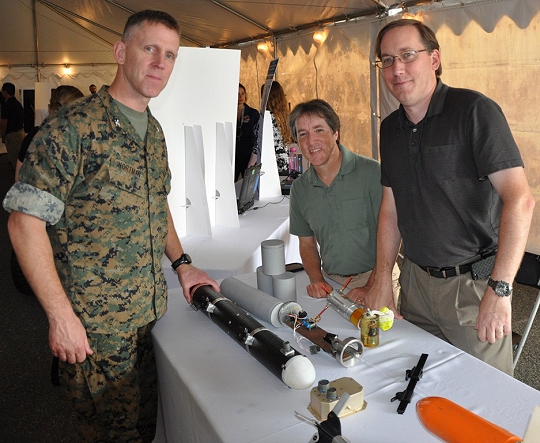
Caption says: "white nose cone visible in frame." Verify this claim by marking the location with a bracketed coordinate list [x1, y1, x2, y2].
[282, 355, 316, 390]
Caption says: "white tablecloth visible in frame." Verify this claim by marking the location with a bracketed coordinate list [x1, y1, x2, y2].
[152, 272, 540, 443]
[163, 196, 300, 287]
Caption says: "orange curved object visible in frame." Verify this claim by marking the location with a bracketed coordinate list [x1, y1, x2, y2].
[417, 397, 522, 443]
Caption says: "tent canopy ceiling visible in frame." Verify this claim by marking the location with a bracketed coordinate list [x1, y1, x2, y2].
[2, 0, 533, 67]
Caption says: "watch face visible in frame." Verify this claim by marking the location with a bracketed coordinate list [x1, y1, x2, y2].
[496, 282, 510, 296]
[489, 278, 511, 297]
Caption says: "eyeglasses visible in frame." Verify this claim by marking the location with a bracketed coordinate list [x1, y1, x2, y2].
[374, 49, 428, 69]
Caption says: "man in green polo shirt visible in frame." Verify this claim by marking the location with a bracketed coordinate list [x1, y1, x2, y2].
[288, 99, 399, 300]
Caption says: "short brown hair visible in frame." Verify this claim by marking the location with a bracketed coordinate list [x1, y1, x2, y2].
[375, 19, 442, 77]
[122, 10, 180, 42]
[288, 99, 340, 145]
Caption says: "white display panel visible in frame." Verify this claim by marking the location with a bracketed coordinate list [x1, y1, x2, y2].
[215, 122, 239, 228]
[150, 46, 240, 237]
[184, 126, 212, 237]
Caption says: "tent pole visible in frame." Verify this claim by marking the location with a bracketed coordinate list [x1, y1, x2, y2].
[369, 22, 379, 160]
[32, 0, 41, 82]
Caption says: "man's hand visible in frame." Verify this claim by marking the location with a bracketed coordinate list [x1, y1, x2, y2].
[48, 310, 93, 364]
[298, 236, 330, 298]
[346, 286, 369, 304]
[306, 279, 332, 298]
[354, 278, 402, 319]
[475, 289, 511, 343]
[177, 264, 220, 303]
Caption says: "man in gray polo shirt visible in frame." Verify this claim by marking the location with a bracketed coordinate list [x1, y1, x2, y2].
[288, 99, 399, 300]
[362, 19, 534, 375]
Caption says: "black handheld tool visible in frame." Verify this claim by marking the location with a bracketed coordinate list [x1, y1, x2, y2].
[391, 353, 429, 414]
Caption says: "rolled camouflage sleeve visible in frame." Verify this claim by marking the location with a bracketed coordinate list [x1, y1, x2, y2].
[2, 181, 64, 225]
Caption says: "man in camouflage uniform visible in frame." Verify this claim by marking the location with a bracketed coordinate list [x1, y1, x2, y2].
[3, 10, 218, 443]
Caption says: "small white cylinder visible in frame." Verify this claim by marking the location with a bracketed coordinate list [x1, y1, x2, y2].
[261, 239, 286, 276]
[272, 271, 296, 303]
[257, 266, 274, 295]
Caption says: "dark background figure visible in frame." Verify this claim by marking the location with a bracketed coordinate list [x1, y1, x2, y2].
[1, 82, 25, 171]
[89, 84, 97, 94]
[15, 85, 84, 181]
[235, 83, 259, 181]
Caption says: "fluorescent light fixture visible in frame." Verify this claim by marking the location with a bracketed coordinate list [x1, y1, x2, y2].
[388, 6, 404, 16]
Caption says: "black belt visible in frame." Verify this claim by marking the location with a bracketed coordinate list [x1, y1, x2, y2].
[418, 264, 472, 279]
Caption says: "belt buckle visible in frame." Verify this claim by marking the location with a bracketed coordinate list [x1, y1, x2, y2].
[441, 268, 448, 278]
[425, 266, 442, 278]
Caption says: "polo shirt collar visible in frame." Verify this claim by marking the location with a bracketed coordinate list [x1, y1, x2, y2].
[396, 79, 448, 128]
[338, 144, 356, 176]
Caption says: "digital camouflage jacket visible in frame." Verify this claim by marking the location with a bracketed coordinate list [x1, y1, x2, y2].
[4, 86, 172, 333]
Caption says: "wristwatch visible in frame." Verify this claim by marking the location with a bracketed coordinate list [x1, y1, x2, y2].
[171, 253, 192, 271]
[487, 277, 512, 297]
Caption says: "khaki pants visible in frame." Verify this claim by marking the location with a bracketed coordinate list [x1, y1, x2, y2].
[399, 257, 513, 375]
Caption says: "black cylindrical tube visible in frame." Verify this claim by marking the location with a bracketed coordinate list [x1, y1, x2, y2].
[192, 285, 315, 389]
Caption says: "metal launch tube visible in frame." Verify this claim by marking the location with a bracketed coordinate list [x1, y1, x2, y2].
[326, 291, 366, 328]
[191, 285, 316, 390]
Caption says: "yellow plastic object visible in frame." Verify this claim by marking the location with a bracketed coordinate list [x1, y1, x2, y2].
[376, 307, 394, 331]
[417, 397, 522, 443]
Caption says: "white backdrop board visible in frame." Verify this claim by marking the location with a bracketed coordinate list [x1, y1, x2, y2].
[259, 110, 282, 199]
[215, 122, 239, 228]
[184, 126, 212, 237]
[150, 46, 240, 237]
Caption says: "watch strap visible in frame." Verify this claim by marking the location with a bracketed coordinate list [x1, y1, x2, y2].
[171, 253, 191, 270]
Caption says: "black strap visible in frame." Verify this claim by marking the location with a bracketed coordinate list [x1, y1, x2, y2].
[418, 264, 472, 279]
